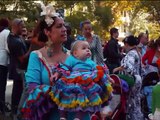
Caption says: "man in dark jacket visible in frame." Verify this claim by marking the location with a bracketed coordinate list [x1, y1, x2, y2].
[104, 27, 122, 73]
[7, 18, 31, 116]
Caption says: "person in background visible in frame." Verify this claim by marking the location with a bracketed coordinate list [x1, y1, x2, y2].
[104, 27, 122, 74]
[21, 27, 31, 50]
[21, 27, 28, 41]
[23, 26, 45, 51]
[80, 20, 104, 65]
[142, 39, 160, 70]
[75, 21, 84, 41]
[142, 39, 160, 113]
[7, 18, 32, 117]
[137, 32, 148, 56]
[146, 40, 155, 51]
[149, 76, 160, 120]
[0, 18, 10, 114]
[113, 35, 144, 120]
[63, 25, 75, 50]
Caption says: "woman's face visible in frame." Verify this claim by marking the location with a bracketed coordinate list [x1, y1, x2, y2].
[47, 17, 67, 44]
[82, 23, 92, 36]
[124, 43, 130, 52]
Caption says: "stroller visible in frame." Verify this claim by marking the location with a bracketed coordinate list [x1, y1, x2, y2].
[91, 74, 128, 120]
[141, 69, 159, 119]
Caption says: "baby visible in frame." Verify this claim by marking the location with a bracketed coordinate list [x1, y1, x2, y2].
[50, 40, 113, 120]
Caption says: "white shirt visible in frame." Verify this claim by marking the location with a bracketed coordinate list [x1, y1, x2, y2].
[138, 42, 147, 56]
[0, 29, 10, 66]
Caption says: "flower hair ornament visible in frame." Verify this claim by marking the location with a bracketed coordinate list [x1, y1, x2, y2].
[40, 2, 60, 27]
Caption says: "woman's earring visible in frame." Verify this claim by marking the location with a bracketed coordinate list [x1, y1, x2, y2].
[47, 47, 54, 57]
[46, 39, 53, 47]
[46, 39, 54, 57]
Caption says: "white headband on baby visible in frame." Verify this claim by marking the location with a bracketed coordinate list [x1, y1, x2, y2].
[40, 2, 60, 27]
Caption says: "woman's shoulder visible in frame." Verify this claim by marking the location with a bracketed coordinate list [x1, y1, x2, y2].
[32, 47, 47, 57]
[147, 48, 156, 54]
[128, 49, 137, 54]
[1, 29, 10, 34]
[30, 49, 45, 61]
[143, 48, 155, 58]
[93, 34, 100, 40]
[31, 50, 41, 57]
[125, 49, 139, 59]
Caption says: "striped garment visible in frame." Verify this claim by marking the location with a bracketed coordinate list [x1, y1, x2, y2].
[88, 34, 104, 65]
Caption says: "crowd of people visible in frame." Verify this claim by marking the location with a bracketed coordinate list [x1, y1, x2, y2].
[0, 3, 160, 120]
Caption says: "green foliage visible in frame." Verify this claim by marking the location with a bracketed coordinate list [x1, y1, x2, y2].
[63, 1, 113, 40]
[0, 0, 39, 29]
[94, 6, 113, 30]
[140, 0, 160, 23]
[2, 0, 160, 41]
[54, 0, 78, 9]
[0, 0, 113, 40]
[130, 0, 160, 39]
[65, 11, 88, 35]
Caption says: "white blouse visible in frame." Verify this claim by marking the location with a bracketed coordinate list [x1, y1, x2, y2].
[0, 29, 10, 66]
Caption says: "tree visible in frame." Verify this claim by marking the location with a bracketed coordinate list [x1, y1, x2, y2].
[140, 1, 160, 24]
[0, 0, 39, 29]
[1, 0, 160, 40]
[53, 0, 113, 40]
[129, 0, 160, 39]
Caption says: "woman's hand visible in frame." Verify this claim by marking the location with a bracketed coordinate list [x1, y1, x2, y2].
[142, 63, 147, 69]
[113, 66, 123, 74]
[112, 68, 118, 74]
[50, 72, 60, 83]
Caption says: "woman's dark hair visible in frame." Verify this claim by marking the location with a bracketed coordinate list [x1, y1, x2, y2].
[123, 35, 138, 46]
[147, 40, 156, 49]
[65, 25, 71, 36]
[110, 27, 118, 36]
[33, 16, 57, 42]
[155, 38, 160, 49]
[0, 18, 9, 32]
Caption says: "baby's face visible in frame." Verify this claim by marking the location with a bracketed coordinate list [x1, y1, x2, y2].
[74, 41, 91, 61]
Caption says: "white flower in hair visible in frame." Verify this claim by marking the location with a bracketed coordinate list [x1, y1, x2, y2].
[40, 2, 60, 27]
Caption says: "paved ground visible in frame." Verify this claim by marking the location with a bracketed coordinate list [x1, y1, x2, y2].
[0, 80, 13, 120]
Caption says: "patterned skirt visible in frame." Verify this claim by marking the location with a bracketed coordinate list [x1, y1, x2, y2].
[49, 66, 112, 112]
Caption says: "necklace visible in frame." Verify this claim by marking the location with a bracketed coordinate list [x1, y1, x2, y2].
[46, 46, 67, 57]
[47, 47, 54, 57]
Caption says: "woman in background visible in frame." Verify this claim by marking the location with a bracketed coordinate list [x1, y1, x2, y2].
[113, 35, 144, 120]
[80, 20, 104, 65]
